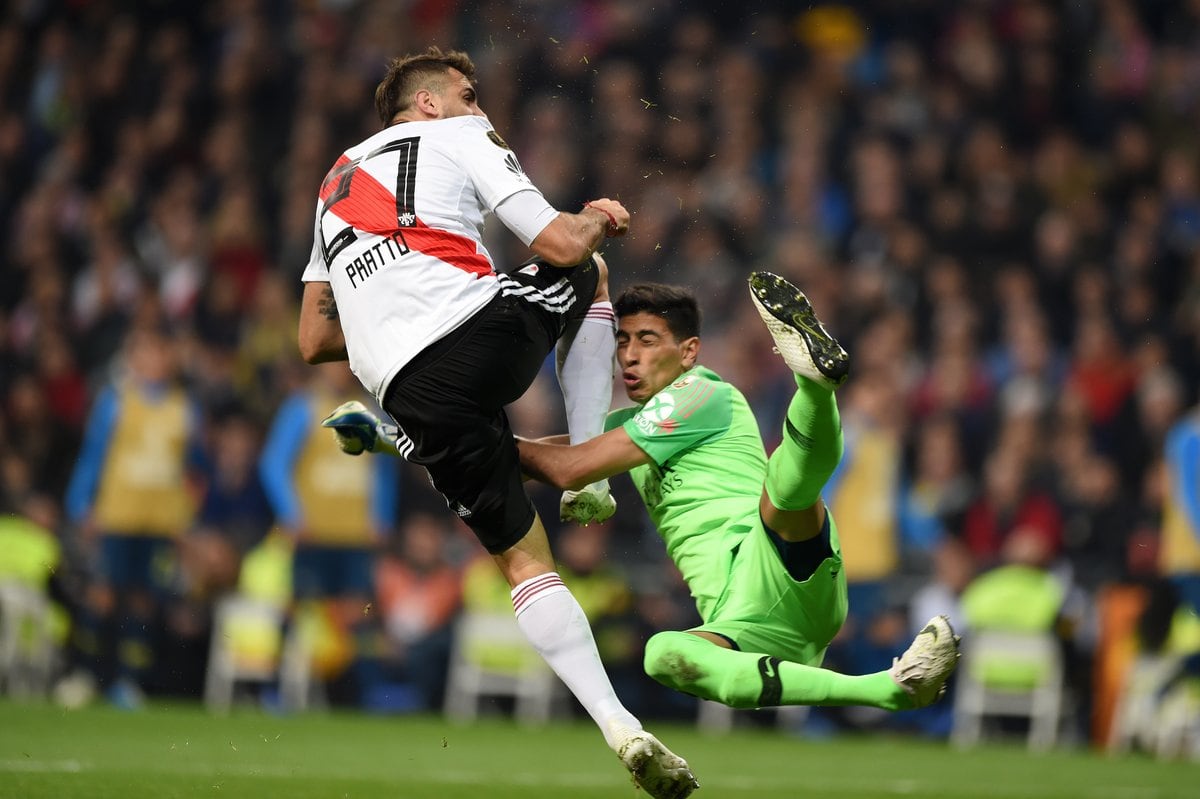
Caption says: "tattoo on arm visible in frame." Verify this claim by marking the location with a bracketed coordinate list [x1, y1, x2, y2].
[317, 286, 339, 321]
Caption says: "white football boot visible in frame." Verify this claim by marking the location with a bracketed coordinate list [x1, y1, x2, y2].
[748, 271, 849, 390]
[608, 722, 700, 799]
[889, 614, 962, 708]
[560, 482, 617, 525]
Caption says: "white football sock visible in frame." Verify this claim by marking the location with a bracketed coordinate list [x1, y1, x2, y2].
[556, 302, 616, 493]
[511, 572, 641, 747]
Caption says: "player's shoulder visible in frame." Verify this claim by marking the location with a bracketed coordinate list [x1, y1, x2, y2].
[343, 125, 397, 158]
[443, 116, 516, 159]
[661, 366, 732, 399]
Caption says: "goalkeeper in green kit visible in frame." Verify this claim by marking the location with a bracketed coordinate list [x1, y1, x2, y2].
[325, 272, 960, 715]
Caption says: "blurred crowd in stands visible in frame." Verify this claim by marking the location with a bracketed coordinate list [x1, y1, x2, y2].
[1, 0, 1199, 749]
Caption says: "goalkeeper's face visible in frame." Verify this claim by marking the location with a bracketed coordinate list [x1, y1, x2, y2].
[616, 312, 700, 404]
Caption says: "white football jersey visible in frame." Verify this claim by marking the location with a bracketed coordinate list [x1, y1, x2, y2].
[302, 115, 551, 401]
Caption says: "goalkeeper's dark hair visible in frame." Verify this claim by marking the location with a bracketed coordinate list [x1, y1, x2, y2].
[614, 283, 701, 341]
[375, 47, 477, 126]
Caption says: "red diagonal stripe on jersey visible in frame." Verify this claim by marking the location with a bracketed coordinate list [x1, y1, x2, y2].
[320, 156, 492, 277]
[676, 383, 716, 419]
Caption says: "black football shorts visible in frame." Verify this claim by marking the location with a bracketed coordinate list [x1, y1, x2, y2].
[382, 257, 599, 554]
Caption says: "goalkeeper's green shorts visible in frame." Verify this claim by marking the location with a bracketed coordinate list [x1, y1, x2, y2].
[691, 513, 848, 667]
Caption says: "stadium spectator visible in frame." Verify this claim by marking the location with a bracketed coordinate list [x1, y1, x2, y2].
[63, 324, 205, 708]
[259, 362, 398, 705]
[374, 511, 463, 711]
[824, 368, 909, 685]
[1162, 404, 1200, 616]
[183, 406, 274, 601]
[304, 48, 695, 797]
[960, 446, 1063, 570]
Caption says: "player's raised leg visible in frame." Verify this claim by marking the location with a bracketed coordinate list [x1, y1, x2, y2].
[556, 253, 617, 525]
[749, 270, 848, 538]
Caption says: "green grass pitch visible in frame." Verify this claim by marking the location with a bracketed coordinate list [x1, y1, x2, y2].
[0, 699, 1194, 798]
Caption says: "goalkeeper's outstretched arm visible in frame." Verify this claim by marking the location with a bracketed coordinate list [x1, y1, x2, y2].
[321, 401, 402, 457]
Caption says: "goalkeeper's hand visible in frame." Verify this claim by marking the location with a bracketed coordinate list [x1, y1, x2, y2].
[321, 401, 401, 457]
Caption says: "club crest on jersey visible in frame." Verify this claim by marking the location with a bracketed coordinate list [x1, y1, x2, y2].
[635, 393, 676, 436]
[487, 130, 511, 150]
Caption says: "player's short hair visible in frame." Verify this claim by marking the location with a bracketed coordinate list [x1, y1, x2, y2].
[615, 283, 701, 341]
[375, 47, 477, 125]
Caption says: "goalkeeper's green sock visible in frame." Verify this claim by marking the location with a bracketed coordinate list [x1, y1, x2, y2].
[644, 630, 912, 711]
[764, 375, 843, 512]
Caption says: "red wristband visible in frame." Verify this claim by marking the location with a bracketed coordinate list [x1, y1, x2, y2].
[584, 201, 620, 236]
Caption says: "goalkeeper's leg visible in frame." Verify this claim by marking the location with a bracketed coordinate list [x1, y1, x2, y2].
[644, 623, 959, 712]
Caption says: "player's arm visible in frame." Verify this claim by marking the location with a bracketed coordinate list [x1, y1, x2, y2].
[527, 434, 571, 446]
[528, 199, 629, 267]
[464, 125, 629, 267]
[298, 281, 348, 364]
[517, 427, 650, 491]
[493, 190, 629, 268]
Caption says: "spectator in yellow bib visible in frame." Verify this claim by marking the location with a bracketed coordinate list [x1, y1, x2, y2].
[65, 325, 205, 708]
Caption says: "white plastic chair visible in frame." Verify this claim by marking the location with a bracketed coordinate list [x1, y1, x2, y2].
[0, 580, 56, 697]
[443, 610, 568, 724]
[952, 629, 1065, 751]
[1109, 653, 1200, 760]
[204, 593, 320, 712]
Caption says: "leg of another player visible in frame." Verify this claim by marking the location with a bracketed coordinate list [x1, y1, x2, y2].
[495, 513, 643, 743]
[497, 514, 697, 799]
[555, 254, 617, 524]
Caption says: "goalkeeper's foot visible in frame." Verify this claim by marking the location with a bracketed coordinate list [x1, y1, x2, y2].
[609, 722, 699, 799]
[748, 271, 849, 390]
[889, 614, 961, 708]
[560, 482, 616, 525]
[321, 401, 400, 457]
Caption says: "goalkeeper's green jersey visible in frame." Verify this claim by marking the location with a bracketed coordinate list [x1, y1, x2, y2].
[606, 365, 766, 619]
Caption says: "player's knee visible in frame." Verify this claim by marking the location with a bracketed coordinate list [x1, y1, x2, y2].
[591, 251, 609, 302]
[643, 632, 686, 689]
[645, 631, 759, 708]
[644, 631, 725, 701]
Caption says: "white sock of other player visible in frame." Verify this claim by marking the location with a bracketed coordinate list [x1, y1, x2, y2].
[556, 302, 616, 495]
[511, 572, 641, 747]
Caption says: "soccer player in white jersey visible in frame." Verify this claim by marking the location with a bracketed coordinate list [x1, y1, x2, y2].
[296, 48, 697, 799]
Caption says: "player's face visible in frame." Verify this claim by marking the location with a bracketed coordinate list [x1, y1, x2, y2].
[434, 69, 485, 119]
[617, 312, 698, 404]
